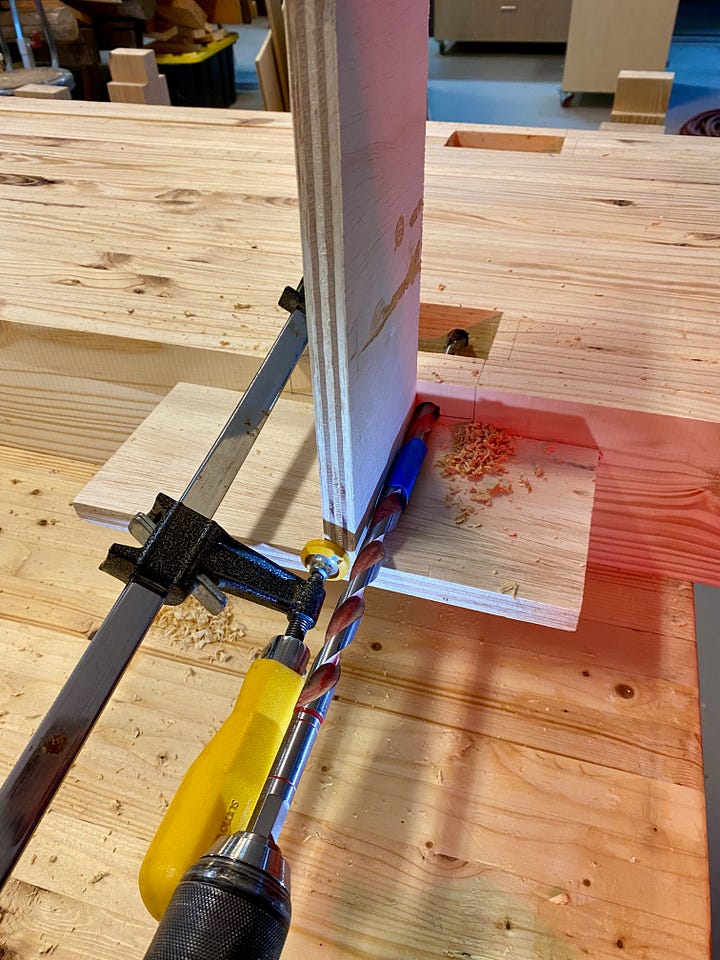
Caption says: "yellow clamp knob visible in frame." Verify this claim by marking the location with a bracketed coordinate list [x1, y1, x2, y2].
[301, 539, 349, 580]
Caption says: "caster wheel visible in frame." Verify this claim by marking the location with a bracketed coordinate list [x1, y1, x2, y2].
[561, 92, 576, 109]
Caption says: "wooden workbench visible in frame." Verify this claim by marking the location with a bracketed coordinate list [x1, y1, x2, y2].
[0, 102, 714, 958]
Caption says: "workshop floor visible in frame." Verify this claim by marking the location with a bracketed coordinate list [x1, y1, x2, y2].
[228, 13, 720, 954]
[229, 17, 720, 134]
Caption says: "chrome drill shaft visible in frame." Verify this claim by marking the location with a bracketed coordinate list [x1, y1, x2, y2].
[247, 402, 440, 842]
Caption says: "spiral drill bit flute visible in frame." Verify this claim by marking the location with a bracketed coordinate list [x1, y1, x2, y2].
[143, 400, 440, 960]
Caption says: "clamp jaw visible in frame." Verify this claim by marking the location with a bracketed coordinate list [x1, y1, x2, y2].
[101, 492, 328, 639]
[101, 276, 331, 645]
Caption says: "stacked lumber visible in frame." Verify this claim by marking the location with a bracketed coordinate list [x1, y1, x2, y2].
[145, 0, 236, 52]
[107, 47, 170, 103]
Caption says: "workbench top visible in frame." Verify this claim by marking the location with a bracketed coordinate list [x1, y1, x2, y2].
[0, 444, 709, 959]
[0, 101, 714, 958]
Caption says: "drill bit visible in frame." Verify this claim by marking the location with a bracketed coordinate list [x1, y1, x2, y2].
[248, 400, 440, 841]
[142, 401, 440, 960]
[444, 328, 470, 355]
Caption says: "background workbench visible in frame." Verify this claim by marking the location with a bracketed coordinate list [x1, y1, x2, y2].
[0, 101, 714, 958]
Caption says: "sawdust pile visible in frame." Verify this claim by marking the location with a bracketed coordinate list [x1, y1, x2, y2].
[437, 422, 517, 521]
[149, 595, 246, 652]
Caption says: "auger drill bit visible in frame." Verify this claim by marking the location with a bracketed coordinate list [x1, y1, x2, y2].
[142, 400, 440, 960]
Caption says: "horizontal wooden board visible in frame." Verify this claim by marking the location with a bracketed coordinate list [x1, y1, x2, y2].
[0, 104, 719, 585]
[0, 445, 708, 958]
[73, 382, 598, 629]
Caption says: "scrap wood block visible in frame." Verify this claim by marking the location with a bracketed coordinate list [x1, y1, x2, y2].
[73, 382, 599, 630]
[108, 46, 160, 84]
[107, 73, 170, 104]
[611, 69, 675, 125]
[150, 35, 196, 52]
[13, 83, 71, 99]
[266, 0, 288, 108]
[144, 21, 178, 39]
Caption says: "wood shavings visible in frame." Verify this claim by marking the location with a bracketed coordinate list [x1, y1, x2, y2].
[438, 422, 516, 483]
[148, 595, 246, 652]
[438, 422, 520, 518]
[89, 871, 109, 885]
[500, 580, 519, 597]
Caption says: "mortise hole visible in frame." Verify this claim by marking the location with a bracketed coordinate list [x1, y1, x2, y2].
[418, 303, 502, 360]
[445, 130, 566, 153]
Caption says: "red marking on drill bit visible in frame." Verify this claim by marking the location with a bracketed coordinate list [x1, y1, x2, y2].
[297, 662, 342, 706]
[370, 492, 403, 530]
[407, 402, 440, 441]
[325, 595, 364, 639]
[350, 540, 386, 579]
[294, 707, 326, 725]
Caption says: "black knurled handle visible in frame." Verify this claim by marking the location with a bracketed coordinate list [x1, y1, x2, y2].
[143, 860, 291, 960]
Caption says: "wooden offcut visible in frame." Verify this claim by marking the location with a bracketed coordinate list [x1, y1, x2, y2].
[13, 83, 72, 99]
[610, 70, 675, 125]
[107, 75, 170, 105]
[255, 30, 284, 111]
[155, 0, 207, 28]
[73, 382, 599, 630]
[107, 47, 170, 104]
[265, 0, 288, 108]
[285, 0, 430, 548]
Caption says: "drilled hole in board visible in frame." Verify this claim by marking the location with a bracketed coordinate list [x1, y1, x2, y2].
[445, 130, 565, 154]
[418, 302, 502, 360]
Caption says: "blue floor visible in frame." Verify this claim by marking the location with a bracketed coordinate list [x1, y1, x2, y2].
[667, 37, 720, 131]
[427, 37, 720, 132]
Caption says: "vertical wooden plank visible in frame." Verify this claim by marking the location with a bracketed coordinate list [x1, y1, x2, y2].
[255, 30, 285, 111]
[285, 0, 430, 548]
[265, 0, 289, 109]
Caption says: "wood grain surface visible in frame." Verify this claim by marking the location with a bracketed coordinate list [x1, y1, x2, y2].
[0, 446, 709, 958]
[285, 0, 429, 547]
[1, 101, 720, 591]
[73, 383, 599, 629]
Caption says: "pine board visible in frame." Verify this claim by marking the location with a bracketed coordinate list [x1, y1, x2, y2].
[1, 103, 720, 590]
[0, 445, 709, 958]
[285, 0, 429, 547]
[73, 382, 598, 630]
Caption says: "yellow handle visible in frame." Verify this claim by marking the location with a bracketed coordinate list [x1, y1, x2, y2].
[138, 657, 303, 920]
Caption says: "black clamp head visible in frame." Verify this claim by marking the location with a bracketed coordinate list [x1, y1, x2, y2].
[278, 279, 305, 315]
[101, 493, 326, 639]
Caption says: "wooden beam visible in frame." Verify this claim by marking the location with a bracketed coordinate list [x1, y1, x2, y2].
[285, 0, 430, 548]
